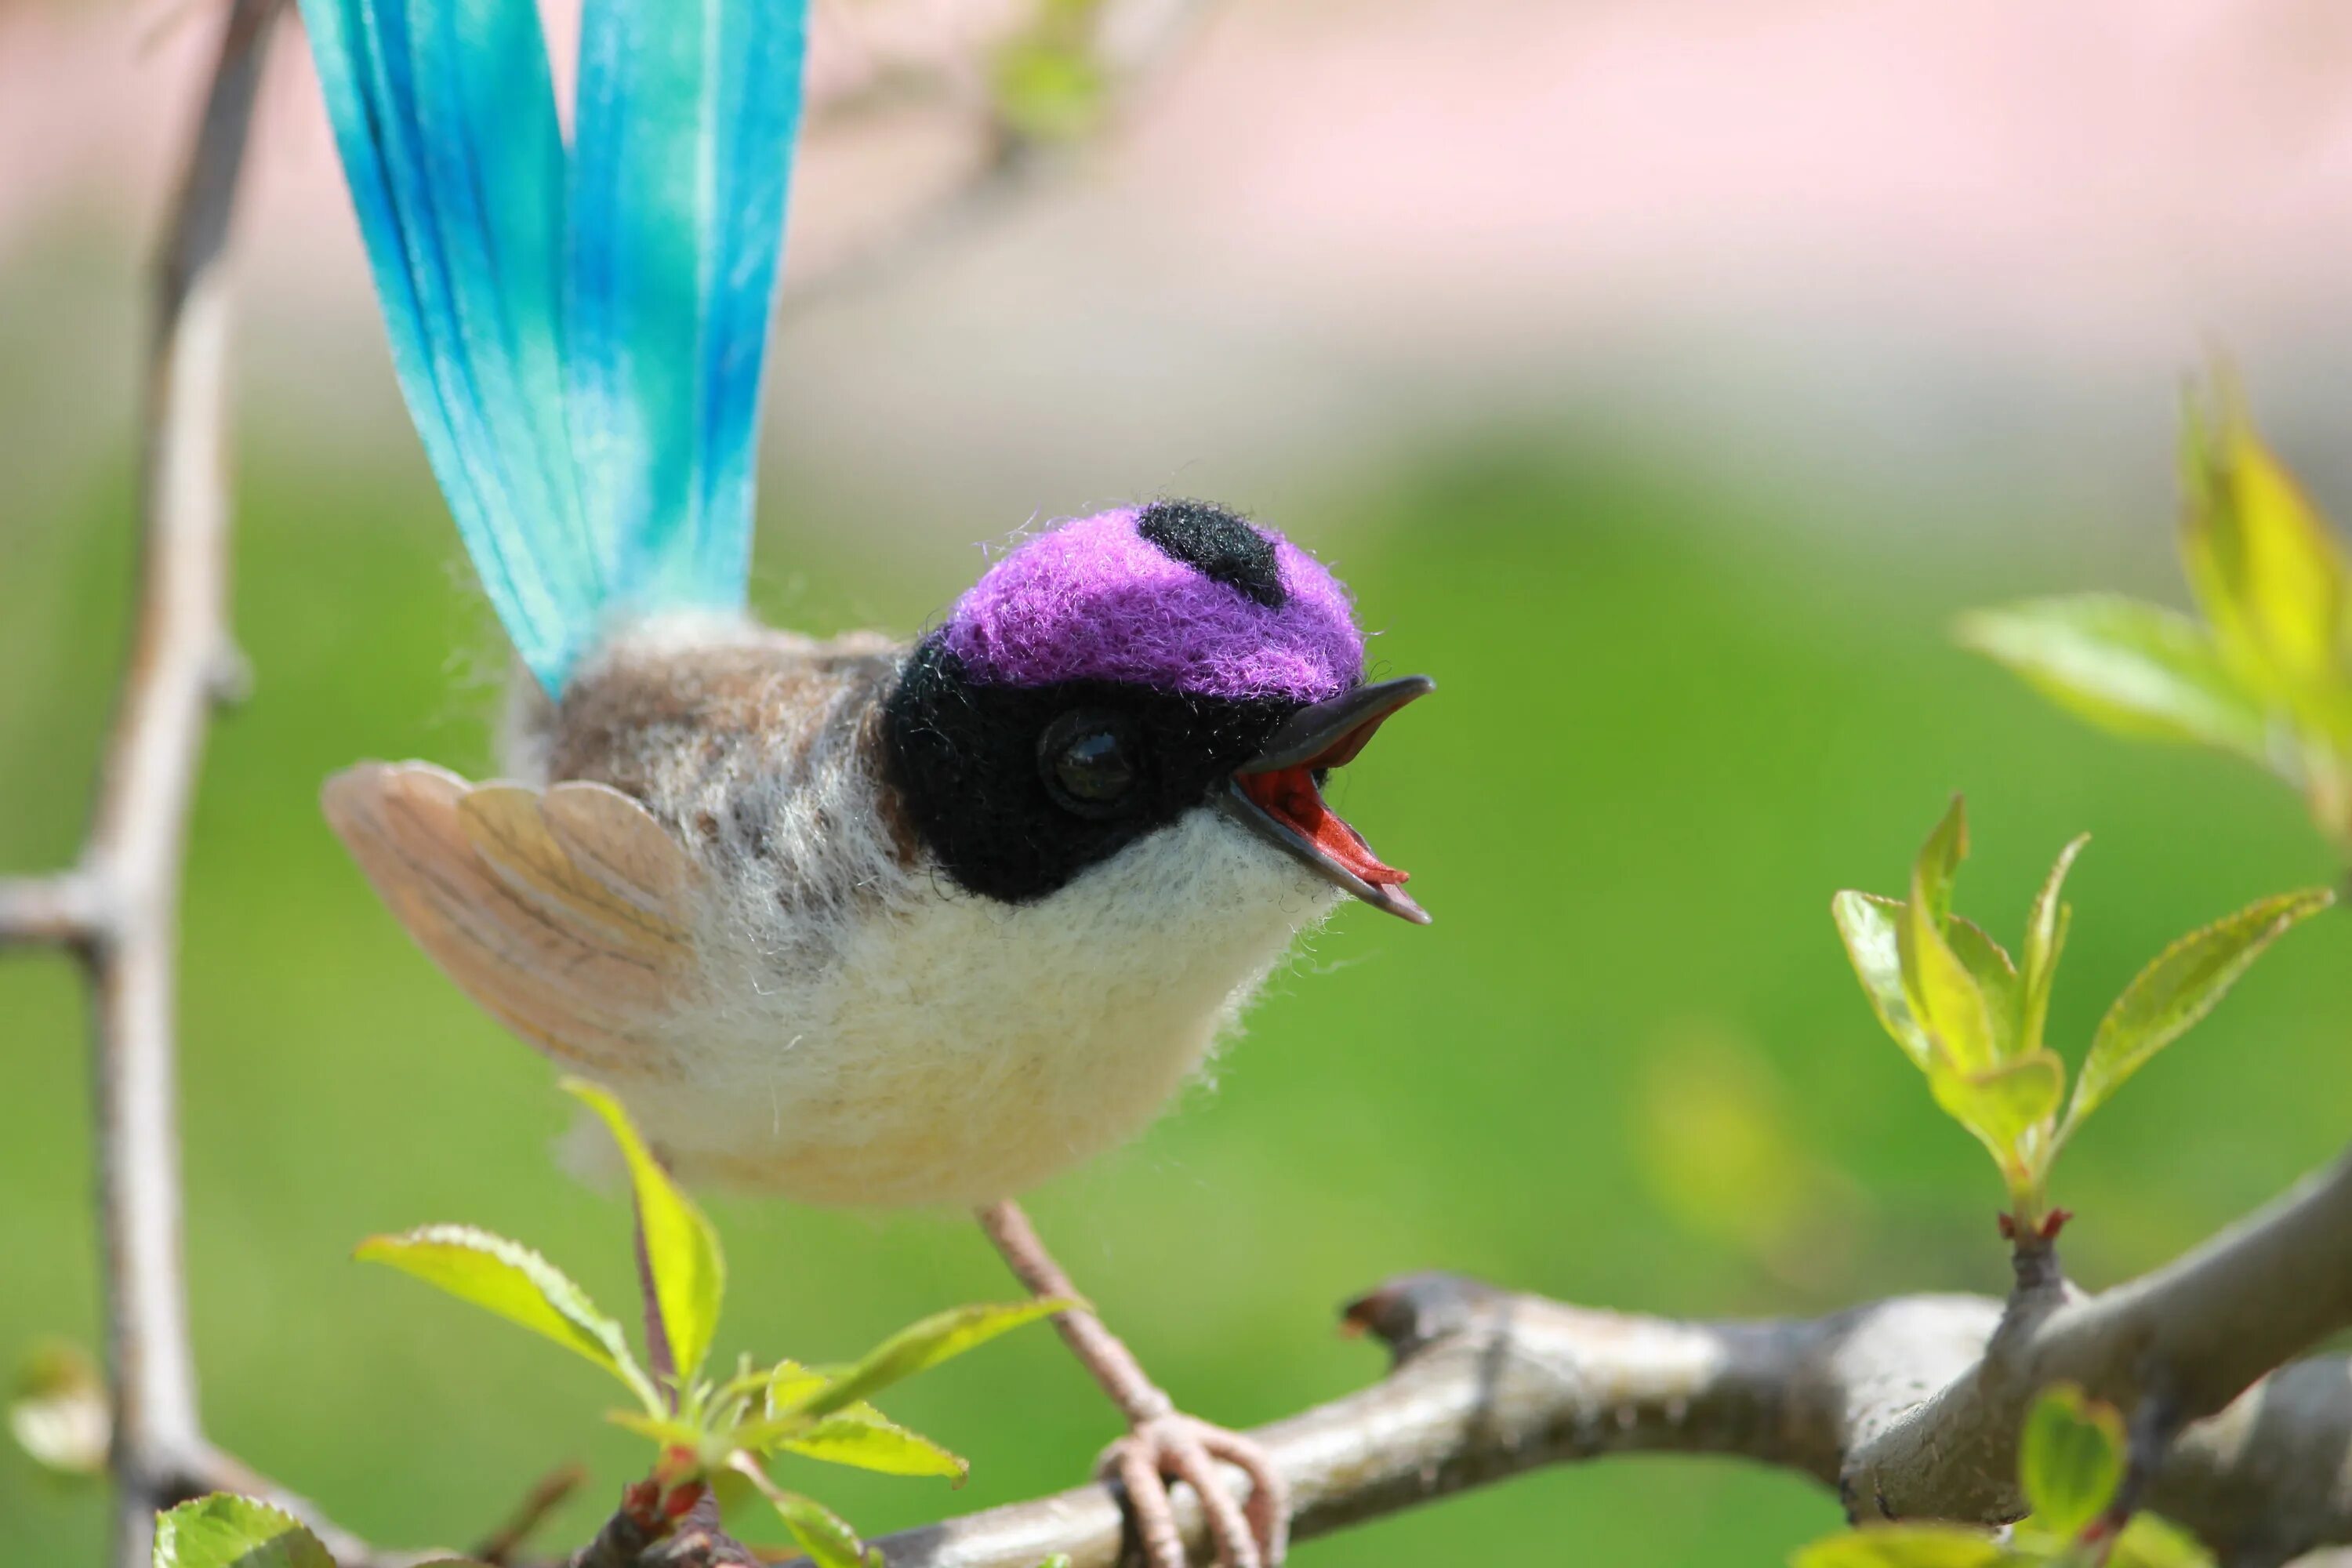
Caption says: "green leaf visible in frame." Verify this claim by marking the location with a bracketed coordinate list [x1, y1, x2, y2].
[1838, 902, 2020, 1073]
[707, 1462, 762, 1521]
[763, 1359, 829, 1415]
[711, 1359, 786, 1406]
[993, 42, 1108, 141]
[1946, 916, 2021, 1062]
[1955, 597, 2270, 760]
[1897, 800, 2000, 1075]
[563, 1079, 726, 1386]
[9, 1338, 107, 1479]
[605, 1410, 703, 1450]
[2065, 887, 2334, 1135]
[775, 1406, 970, 1484]
[354, 1225, 658, 1414]
[1833, 891, 1933, 1070]
[771, 1300, 1075, 1421]
[1788, 1524, 2013, 1568]
[1904, 891, 1998, 1077]
[1907, 916, 1998, 1075]
[725, 1456, 877, 1568]
[2110, 1513, 2218, 1568]
[991, 0, 1109, 142]
[770, 1490, 874, 1568]
[1911, 796, 1969, 929]
[737, 1359, 853, 1452]
[152, 1496, 336, 1568]
[1927, 1051, 2064, 1171]
[2019, 836, 2089, 1058]
[2017, 1385, 2125, 1540]
[2180, 390, 2352, 728]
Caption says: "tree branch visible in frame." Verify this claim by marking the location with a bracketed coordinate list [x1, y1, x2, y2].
[0, 871, 105, 949]
[103, 0, 277, 1541]
[800, 1154, 2352, 1568]
[1843, 1146, 2352, 1557]
[0, 2, 285, 1563]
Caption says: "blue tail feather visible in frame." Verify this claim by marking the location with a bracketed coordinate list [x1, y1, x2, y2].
[300, 0, 811, 694]
[570, 0, 809, 614]
[693, 0, 810, 605]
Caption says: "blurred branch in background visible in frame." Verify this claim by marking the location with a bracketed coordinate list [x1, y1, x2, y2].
[777, 0, 1218, 317]
[0, 3, 443, 1563]
[0, 2, 289, 1565]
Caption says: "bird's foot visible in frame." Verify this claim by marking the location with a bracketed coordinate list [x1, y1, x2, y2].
[1098, 1410, 1289, 1568]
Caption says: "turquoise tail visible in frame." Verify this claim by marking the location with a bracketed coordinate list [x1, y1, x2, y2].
[299, 0, 811, 695]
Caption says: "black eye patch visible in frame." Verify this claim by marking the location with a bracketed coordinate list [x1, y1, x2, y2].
[880, 637, 1290, 903]
[1135, 499, 1287, 609]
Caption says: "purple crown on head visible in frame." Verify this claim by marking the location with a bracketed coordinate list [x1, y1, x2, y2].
[939, 506, 1365, 702]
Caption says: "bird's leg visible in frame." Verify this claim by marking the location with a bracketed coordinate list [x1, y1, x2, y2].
[974, 1200, 1289, 1568]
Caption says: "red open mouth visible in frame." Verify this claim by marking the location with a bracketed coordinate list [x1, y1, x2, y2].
[1216, 676, 1432, 924]
[1236, 762, 1410, 891]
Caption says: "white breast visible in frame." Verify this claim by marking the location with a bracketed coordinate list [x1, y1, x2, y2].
[612, 809, 1341, 1207]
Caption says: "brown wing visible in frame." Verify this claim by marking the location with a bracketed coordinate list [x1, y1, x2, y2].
[321, 762, 705, 1075]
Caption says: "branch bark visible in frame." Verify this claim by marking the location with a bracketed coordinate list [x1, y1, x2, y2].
[1842, 1147, 2352, 1557]
[808, 1156, 2352, 1568]
[0, 2, 281, 1564]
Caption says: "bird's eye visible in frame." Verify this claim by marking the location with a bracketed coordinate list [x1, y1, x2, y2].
[1039, 710, 1141, 818]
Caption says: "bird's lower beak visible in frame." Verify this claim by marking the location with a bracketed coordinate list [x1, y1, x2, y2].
[1214, 675, 1435, 924]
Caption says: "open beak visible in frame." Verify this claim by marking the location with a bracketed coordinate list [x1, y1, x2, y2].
[1214, 675, 1435, 924]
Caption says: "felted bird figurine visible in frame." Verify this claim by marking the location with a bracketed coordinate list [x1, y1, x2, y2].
[298, 1, 1429, 1563]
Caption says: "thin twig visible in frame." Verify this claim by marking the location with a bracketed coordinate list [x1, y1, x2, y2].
[101, 0, 280, 1560]
[474, 1462, 590, 1566]
[775, 132, 1044, 321]
[774, 0, 1220, 318]
[0, 0, 283, 1562]
[0, 872, 105, 948]
[748, 1152, 2352, 1568]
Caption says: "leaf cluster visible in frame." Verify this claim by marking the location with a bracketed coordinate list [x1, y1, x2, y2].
[1834, 798, 2328, 1229]
[352, 1080, 1071, 1567]
[151, 1496, 383, 1568]
[1792, 1385, 2210, 1568]
[1959, 377, 2352, 849]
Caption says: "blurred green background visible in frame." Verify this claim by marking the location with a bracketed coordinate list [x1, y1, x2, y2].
[6, 388, 2347, 1566]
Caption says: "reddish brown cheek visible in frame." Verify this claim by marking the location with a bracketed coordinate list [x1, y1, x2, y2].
[856, 710, 925, 871]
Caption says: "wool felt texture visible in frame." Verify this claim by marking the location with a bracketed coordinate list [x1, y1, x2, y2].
[882, 637, 1296, 904]
[484, 616, 1342, 1206]
[941, 505, 1364, 702]
[1134, 499, 1287, 608]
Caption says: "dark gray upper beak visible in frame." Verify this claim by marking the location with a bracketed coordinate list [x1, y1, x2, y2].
[1216, 676, 1434, 924]
[1237, 675, 1436, 775]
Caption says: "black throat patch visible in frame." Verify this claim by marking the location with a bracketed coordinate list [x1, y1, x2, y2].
[1136, 499, 1287, 608]
[879, 637, 1293, 904]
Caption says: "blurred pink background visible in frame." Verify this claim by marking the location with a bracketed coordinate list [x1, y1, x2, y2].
[11, 0, 2352, 539]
